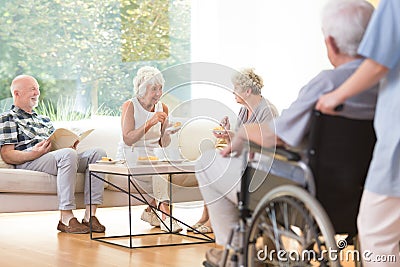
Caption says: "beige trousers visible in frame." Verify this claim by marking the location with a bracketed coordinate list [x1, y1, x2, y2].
[357, 190, 400, 266]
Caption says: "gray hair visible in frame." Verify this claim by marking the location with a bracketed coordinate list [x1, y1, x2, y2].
[321, 0, 374, 57]
[231, 68, 264, 95]
[133, 66, 165, 97]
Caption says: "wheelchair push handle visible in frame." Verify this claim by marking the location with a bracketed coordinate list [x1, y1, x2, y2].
[334, 104, 344, 112]
[314, 104, 344, 117]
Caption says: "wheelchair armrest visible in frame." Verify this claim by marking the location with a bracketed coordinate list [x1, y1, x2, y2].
[249, 141, 301, 162]
[275, 147, 301, 162]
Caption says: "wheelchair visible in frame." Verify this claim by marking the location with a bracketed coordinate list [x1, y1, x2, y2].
[205, 110, 376, 267]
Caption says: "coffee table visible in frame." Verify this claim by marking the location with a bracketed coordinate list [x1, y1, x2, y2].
[89, 161, 214, 248]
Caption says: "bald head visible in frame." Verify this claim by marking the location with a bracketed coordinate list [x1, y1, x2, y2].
[10, 75, 40, 113]
[10, 75, 39, 96]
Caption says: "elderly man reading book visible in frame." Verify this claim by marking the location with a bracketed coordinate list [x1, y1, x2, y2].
[0, 75, 107, 234]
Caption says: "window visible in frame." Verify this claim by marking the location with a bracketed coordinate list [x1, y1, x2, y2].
[0, 0, 191, 119]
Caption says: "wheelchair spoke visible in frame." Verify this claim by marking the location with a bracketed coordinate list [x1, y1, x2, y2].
[267, 203, 285, 253]
[246, 186, 339, 267]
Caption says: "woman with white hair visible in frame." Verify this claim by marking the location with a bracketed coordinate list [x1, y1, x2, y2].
[190, 68, 278, 234]
[116, 66, 182, 232]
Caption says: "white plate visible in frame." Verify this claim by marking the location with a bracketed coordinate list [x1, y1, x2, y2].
[162, 159, 187, 164]
[212, 129, 234, 135]
[96, 160, 119, 164]
[165, 125, 182, 132]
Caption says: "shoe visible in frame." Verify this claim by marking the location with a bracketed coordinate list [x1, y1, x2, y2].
[57, 217, 90, 234]
[82, 216, 106, 233]
[205, 248, 223, 266]
[187, 222, 203, 232]
[141, 209, 161, 227]
[160, 217, 183, 233]
[194, 224, 213, 234]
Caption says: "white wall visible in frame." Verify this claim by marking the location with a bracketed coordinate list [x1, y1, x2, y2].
[191, 0, 332, 113]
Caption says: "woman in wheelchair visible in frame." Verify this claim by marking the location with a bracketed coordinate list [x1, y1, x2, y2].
[195, 0, 377, 266]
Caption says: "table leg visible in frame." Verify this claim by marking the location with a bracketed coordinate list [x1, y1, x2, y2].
[89, 171, 93, 239]
[128, 174, 132, 248]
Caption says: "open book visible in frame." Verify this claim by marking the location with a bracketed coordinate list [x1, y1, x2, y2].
[48, 128, 94, 151]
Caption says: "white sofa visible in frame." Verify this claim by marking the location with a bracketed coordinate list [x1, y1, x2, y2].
[0, 116, 216, 213]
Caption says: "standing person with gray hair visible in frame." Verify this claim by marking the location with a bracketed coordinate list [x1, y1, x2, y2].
[197, 1, 378, 265]
[317, 0, 400, 265]
[0, 75, 107, 234]
[116, 66, 182, 232]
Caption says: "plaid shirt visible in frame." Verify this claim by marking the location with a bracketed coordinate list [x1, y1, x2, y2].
[0, 105, 55, 151]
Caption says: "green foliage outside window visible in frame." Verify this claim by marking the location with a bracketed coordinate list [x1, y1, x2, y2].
[121, 0, 170, 62]
[0, 0, 190, 119]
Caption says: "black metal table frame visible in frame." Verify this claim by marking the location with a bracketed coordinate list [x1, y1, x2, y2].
[89, 166, 215, 249]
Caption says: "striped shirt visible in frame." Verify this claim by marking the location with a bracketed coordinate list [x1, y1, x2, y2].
[0, 105, 54, 151]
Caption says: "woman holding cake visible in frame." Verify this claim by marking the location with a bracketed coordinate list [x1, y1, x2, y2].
[190, 68, 278, 234]
[116, 66, 182, 233]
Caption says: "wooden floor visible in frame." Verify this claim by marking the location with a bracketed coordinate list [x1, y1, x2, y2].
[0, 205, 356, 267]
[0, 205, 217, 267]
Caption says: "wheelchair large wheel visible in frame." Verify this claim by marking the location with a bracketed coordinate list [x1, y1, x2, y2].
[246, 185, 339, 267]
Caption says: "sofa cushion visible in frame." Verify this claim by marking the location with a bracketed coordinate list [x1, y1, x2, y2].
[0, 169, 85, 194]
[178, 118, 218, 160]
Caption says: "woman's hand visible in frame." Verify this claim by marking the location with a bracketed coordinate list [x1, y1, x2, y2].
[220, 127, 246, 157]
[220, 135, 243, 157]
[147, 112, 167, 128]
[316, 59, 388, 115]
[213, 116, 232, 141]
[220, 116, 230, 130]
[315, 91, 344, 115]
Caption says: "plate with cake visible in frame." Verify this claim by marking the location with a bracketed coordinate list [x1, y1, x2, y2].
[212, 126, 234, 136]
[166, 121, 182, 132]
[136, 156, 161, 165]
[96, 157, 119, 164]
